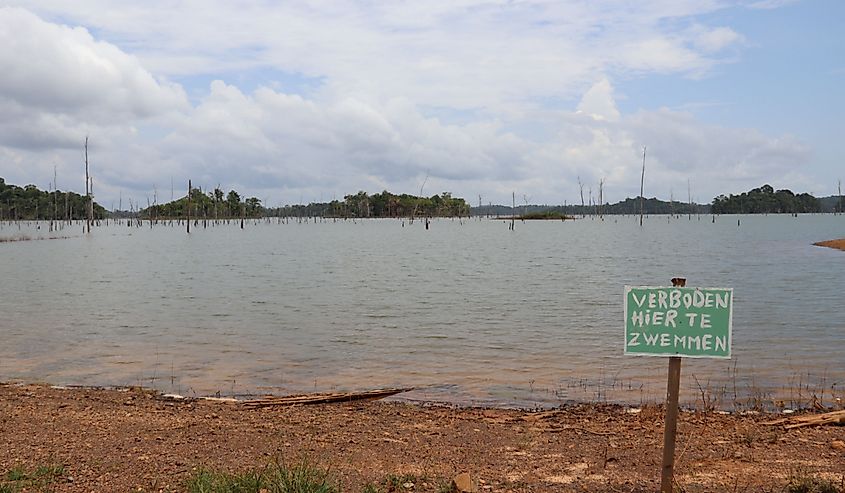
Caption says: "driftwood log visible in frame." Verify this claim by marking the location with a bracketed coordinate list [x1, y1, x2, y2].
[763, 409, 845, 429]
[242, 387, 414, 408]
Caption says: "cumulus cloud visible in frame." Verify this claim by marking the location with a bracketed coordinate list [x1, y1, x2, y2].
[89, 77, 807, 206]
[576, 79, 621, 122]
[0, 7, 187, 148]
[9, 1, 747, 108]
[0, 4, 817, 207]
[154, 82, 530, 198]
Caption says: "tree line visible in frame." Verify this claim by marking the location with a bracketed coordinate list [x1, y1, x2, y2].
[0, 177, 106, 221]
[711, 185, 821, 214]
[473, 184, 841, 216]
[475, 198, 707, 217]
[142, 187, 263, 219]
[283, 190, 471, 218]
[140, 189, 470, 219]
[2, 176, 838, 221]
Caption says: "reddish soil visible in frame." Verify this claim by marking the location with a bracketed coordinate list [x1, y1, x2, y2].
[814, 238, 845, 251]
[1, 383, 843, 492]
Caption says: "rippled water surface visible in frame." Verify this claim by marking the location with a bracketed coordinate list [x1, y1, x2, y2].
[1, 215, 843, 409]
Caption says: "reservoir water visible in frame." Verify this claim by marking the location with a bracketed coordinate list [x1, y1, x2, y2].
[1, 214, 843, 409]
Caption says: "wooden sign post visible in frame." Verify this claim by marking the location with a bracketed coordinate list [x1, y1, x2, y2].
[661, 277, 685, 493]
[623, 278, 733, 493]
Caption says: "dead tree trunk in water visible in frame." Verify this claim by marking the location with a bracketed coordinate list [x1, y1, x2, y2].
[478, 194, 482, 221]
[89, 175, 95, 228]
[153, 184, 158, 226]
[639, 146, 646, 227]
[669, 189, 674, 219]
[187, 179, 191, 234]
[578, 176, 585, 218]
[687, 179, 692, 221]
[52, 165, 58, 231]
[84, 137, 91, 233]
[598, 179, 604, 219]
[510, 191, 515, 230]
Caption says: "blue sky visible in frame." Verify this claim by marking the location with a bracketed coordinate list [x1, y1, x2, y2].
[615, 1, 842, 132]
[0, 1, 841, 206]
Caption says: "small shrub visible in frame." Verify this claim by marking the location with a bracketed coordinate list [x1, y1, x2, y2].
[786, 471, 843, 493]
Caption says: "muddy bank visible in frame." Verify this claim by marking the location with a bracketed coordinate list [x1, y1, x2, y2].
[814, 238, 845, 251]
[1, 383, 843, 492]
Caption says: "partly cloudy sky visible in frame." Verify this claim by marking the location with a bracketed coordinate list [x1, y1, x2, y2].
[0, 0, 841, 207]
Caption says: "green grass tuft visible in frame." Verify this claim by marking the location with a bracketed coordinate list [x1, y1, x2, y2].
[186, 460, 338, 493]
[34, 465, 64, 479]
[786, 471, 843, 493]
[1, 463, 66, 492]
[4, 468, 26, 482]
[382, 474, 419, 492]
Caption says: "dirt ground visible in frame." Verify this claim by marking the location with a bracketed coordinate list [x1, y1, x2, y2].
[814, 238, 845, 251]
[1, 383, 843, 492]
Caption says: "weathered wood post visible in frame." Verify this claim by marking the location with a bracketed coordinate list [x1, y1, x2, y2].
[661, 276, 685, 492]
[639, 146, 646, 227]
[84, 136, 91, 234]
[187, 179, 191, 234]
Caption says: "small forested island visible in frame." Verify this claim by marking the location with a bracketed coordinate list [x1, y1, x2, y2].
[0, 177, 106, 220]
[143, 187, 264, 219]
[141, 188, 471, 219]
[290, 190, 472, 218]
[711, 184, 822, 214]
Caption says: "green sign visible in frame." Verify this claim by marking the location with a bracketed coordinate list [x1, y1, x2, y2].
[624, 286, 733, 359]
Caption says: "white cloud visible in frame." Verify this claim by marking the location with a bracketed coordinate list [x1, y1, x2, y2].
[690, 26, 745, 53]
[77, 78, 807, 207]
[8, 1, 746, 108]
[576, 79, 621, 121]
[0, 6, 187, 156]
[624, 108, 810, 189]
[0, 8, 186, 120]
[0, 4, 818, 207]
[747, 0, 800, 10]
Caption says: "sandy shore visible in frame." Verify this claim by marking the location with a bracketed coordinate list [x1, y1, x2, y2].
[814, 238, 845, 251]
[1, 383, 843, 492]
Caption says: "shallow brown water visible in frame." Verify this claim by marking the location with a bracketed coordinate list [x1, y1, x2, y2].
[1, 214, 844, 409]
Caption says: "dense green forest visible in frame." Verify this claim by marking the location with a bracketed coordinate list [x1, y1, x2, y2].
[142, 189, 471, 218]
[819, 195, 845, 213]
[142, 187, 264, 219]
[266, 191, 471, 218]
[711, 185, 821, 214]
[0, 177, 106, 220]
